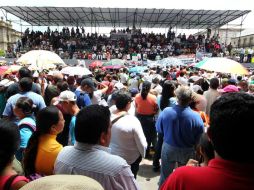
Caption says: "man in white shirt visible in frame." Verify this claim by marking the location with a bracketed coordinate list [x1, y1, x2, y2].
[55, 105, 140, 190]
[109, 92, 147, 178]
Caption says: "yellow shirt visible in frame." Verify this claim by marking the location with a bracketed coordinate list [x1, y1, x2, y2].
[35, 134, 63, 175]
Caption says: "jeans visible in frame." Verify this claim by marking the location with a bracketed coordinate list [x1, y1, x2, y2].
[159, 142, 195, 187]
[153, 133, 164, 168]
[136, 114, 157, 153]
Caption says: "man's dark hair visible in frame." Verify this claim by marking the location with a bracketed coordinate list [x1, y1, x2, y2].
[209, 92, 254, 163]
[179, 72, 185, 77]
[75, 105, 110, 144]
[115, 91, 132, 110]
[209, 78, 219, 90]
[19, 77, 33, 92]
[19, 67, 32, 79]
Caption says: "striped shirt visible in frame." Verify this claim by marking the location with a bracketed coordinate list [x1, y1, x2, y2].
[54, 142, 140, 190]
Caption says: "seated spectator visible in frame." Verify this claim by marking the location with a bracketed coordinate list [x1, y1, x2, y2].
[109, 91, 147, 178]
[23, 106, 64, 176]
[13, 97, 36, 161]
[161, 92, 254, 190]
[54, 105, 139, 190]
[0, 120, 29, 190]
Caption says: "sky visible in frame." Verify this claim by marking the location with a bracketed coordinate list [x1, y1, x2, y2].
[0, 0, 253, 35]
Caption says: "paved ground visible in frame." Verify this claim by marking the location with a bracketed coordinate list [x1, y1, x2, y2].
[136, 158, 160, 190]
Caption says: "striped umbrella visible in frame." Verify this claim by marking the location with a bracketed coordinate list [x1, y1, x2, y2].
[195, 58, 249, 75]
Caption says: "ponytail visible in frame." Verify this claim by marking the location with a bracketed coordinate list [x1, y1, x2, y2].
[141, 81, 151, 100]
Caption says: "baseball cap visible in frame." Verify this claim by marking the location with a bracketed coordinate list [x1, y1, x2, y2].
[59, 90, 77, 102]
[129, 88, 139, 97]
[114, 82, 125, 90]
[228, 78, 237, 85]
[81, 78, 96, 91]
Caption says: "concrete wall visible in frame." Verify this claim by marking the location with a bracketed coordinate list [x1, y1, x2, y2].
[0, 20, 21, 51]
[231, 34, 254, 48]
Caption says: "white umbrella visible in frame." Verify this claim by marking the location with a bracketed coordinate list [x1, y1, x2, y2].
[28, 62, 56, 71]
[17, 50, 65, 67]
[61, 66, 92, 76]
[158, 57, 184, 66]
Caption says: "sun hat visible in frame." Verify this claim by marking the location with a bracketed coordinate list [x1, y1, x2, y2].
[219, 85, 239, 93]
[19, 175, 104, 190]
[59, 90, 77, 102]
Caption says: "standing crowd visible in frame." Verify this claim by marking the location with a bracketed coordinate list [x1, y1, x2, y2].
[0, 63, 254, 190]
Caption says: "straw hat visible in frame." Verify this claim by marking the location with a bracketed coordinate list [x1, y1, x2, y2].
[20, 175, 104, 190]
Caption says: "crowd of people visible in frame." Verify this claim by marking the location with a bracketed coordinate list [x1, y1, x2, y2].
[6, 26, 228, 61]
[0, 61, 254, 189]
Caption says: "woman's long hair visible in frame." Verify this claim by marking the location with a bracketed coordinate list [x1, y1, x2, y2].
[23, 106, 60, 176]
[0, 120, 20, 175]
[160, 80, 176, 111]
[141, 81, 151, 100]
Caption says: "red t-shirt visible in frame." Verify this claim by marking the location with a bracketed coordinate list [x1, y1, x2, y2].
[0, 175, 29, 189]
[160, 158, 254, 190]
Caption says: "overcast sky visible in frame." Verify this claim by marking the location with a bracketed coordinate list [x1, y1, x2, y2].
[0, 0, 253, 34]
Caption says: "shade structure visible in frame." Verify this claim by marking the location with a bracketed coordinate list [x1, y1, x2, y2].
[157, 57, 184, 66]
[103, 59, 125, 67]
[89, 61, 103, 68]
[17, 50, 65, 67]
[129, 66, 148, 73]
[194, 58, 249, 75]
[61, 66, 92, 76]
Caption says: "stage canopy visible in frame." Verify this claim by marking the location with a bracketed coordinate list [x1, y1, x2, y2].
[1, 6, 251, 29]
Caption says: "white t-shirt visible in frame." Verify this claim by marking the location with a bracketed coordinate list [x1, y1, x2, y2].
[119, 73, 128, 84]
[109, 114, 147, 164]
[91, 90, 103, 105]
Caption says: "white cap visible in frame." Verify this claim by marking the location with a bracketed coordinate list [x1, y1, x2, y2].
[59, 90, 77, 102]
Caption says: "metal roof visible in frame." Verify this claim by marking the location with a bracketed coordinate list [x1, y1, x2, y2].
[1, 6, 251, 29]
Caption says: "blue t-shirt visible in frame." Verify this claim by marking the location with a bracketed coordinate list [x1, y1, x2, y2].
[18, 117, 36, 148]
[3, 91, 46, 122]
[156, 105, 204, 148]
[69, 116, 76, 145]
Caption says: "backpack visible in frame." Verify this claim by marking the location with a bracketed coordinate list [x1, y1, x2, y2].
[76, 91, 89, 109]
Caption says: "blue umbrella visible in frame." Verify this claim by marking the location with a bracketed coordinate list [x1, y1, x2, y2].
[129, 66, 148, 73]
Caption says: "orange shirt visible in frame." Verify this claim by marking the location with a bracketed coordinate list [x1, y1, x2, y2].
[135, 93, 158, 115]
[35, 134, 63, 175]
